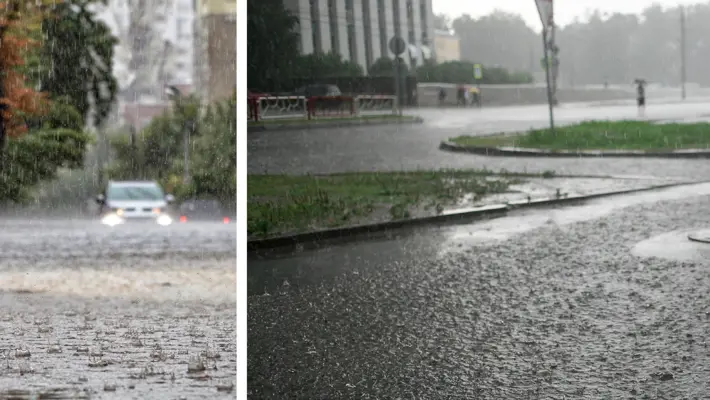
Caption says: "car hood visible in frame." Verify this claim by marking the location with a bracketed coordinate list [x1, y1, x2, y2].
[107, 200, 167, 209]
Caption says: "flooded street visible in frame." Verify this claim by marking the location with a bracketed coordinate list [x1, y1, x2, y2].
[248, 101, 710, 179]
[0, 219, 236, 399]
[248, 185, 710, 398]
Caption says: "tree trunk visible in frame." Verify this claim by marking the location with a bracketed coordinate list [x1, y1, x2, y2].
[0, 34, 6, 176]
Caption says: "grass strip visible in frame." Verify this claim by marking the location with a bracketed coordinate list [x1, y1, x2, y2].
[450, 120, 710, 151]
[248, 169, 555, 239]
[248, 114, 417, 126]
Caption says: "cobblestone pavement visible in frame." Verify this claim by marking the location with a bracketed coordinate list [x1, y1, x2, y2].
[0, 219, 236, 399]
[248, 101, 710, 179]
[248, 184, 710, 398]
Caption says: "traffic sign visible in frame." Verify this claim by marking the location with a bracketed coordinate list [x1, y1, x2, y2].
[389, 36, 407, 56]
[473, 63, 482, 80]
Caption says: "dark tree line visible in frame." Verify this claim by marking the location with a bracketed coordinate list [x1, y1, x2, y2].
[440, 3, 710, 86]
[247, 0, 532, 91]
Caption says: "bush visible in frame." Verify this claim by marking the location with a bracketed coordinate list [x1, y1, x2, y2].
[0, 128, 91, 202]
[416, 60, 534, 84]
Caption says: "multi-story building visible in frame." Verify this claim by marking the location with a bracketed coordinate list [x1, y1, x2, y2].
[194, 0, 236, 104]
[283, 0, 434, 73]
[93, 0, 196, 100]
[433, 29, 460, 63]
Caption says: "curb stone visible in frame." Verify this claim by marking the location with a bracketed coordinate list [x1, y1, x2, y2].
[439, 140, 710, 159]
[248, 116, 424, 132]
[247, 204, 507, 252]
[247, 180, 699, 252]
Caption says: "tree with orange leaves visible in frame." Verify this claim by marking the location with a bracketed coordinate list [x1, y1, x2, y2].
[0, 0, 91, 202]
[0, 1, 51, 153]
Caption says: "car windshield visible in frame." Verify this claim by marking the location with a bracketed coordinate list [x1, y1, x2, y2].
[107, 185, 164, 201]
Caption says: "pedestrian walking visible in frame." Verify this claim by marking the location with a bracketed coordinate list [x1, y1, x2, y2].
[469, 86, 481, 108]
[634, 78, 647, 118]
[456, 85, 466, 107]
[438, 87, 446, 107]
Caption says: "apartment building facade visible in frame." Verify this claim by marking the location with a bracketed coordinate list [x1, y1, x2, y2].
[283, 0, 434, 73]
[194, 0, 237, 103]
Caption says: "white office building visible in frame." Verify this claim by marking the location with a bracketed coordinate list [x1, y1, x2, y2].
[92, 0, 196, 100]
[283, 0, 434, 73]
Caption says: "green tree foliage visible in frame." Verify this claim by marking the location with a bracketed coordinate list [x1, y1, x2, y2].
[0, 102, 90, 202]
[190, 97, 236, 204]
[450, 4, 710, 85]
[107, 95, 235, 206]
[247, 0, 301, 91]
[452, 12, 541, 74]
[26, 97, 84, 132]
[292, 52, 364, 79]
[433, 14, 451, 30]
[368, 57, 410, 77]
[39, 0, 118, 127]
[107, 94, 201, 181]
[416, 60, 533, 84]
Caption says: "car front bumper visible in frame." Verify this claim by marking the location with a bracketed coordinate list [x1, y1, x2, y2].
[101, 213, 173, 226]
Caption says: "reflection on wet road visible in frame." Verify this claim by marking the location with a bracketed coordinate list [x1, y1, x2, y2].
[0, 218, 236, 399]
[248, 101, 710, 179]
[248, 185, 710, 398]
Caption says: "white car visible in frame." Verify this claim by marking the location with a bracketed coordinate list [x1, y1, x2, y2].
[96, 180, 175, 226]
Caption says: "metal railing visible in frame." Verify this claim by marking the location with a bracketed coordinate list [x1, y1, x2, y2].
[248, 95, 397, 122]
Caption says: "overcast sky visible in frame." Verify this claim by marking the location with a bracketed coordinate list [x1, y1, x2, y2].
[433, 0, 708, 30]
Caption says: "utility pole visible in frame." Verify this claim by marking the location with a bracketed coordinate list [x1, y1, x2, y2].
[550, 22, 559, 106]
[166, 85, 191, 185]
[536, 0, 556, 134]
[680, 5, 687, 100]
[541, 30, 555, 133]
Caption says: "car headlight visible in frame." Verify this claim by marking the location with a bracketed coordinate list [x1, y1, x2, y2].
[101, 213, 124, 226]
[156, 214, 172, 226]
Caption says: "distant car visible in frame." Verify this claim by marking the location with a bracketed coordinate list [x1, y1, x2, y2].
[293, 84, 342, 97]
[95, 180, 175, 226]
[178, 199, 232, 223]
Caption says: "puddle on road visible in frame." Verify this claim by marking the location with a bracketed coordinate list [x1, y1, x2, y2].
[0, 259, 236, 304]
[632, 230, 710, 263]
[443, 182, 710, 247]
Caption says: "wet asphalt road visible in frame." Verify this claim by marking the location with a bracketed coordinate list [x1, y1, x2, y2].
[248, 186, 710, 398]
[248, 101, 710, 180]
[0, 218, 236, 399]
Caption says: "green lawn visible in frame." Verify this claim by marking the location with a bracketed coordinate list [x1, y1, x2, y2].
[450, 120, 710, 151]
[248, 114, 418, 126]
[248, 169, 555, 239]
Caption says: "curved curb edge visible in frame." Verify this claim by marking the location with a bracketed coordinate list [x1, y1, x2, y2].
[439, 141, 710, 159]
[247, 180, 701, 252]
[688, 229, 710, 244]
[248, 116, 424, 132]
